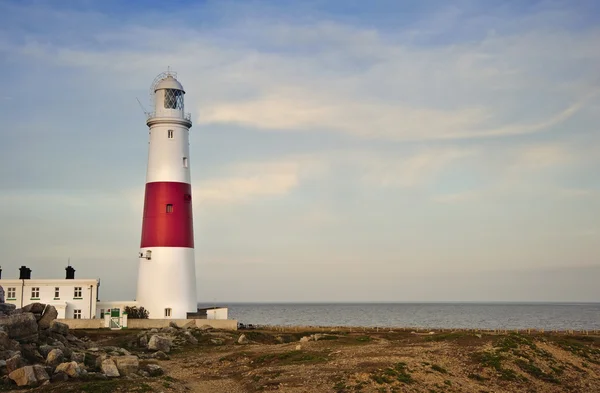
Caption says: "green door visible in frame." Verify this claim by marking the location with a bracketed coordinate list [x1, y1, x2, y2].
[110, 308, 120, 318]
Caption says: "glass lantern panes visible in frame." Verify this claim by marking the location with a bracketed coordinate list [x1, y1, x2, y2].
[164, 89, 184, 110]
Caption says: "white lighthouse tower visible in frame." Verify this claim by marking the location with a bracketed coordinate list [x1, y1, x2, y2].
[136, 71, 197, 319]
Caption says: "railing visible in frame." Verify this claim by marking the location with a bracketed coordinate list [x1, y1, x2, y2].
[146, 112, 192, 121]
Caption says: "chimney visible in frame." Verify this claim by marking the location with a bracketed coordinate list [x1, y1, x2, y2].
[65, 266, 76, 280]
[19, 266, 32, 280]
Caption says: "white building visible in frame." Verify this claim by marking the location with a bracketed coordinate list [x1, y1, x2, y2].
[0, 266, 99, 319]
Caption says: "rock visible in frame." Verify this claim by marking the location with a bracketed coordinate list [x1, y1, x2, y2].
[49, 320, 69, 336]
[20, 343, 44, 363]
[183, 331, 198, 345]
[145, 364, 164, 376]
[0, 304, 16, 315]
[38, 345, 56, 358]
[22, 303, 45, 314]
[238, 334, 249, 345]
[169, 321, 180, 329]
[71, 352, 85, 363]
[101, 359, 120, 377]
[0, 331, 18, 351]
[139, 336, 148, 347]
[295, 345, 302, 350]
[94, 354, 108, 369]
[182, 320, 196, 329]
[51, 372, 69, 382]
[54, 361, 81, 378]
[8, 365, 49, 387]
[199, 325, 213, 331]
[6, 354, 26, 373]
[312, 334, 323, 341]
[150, 328, 158, 334]
[85, 372, 108, 380]
[46, 349, 64, 369]
[210, 338, 223, 345]
[114, 355, 139, 376]
[148, 335, 171, 352]
[0, 313, 38, 343]
[37, 306, 58, 330]
[299, 336, 310, 343]
[118, 348, 131, 356]
[150, 351, 169, 360]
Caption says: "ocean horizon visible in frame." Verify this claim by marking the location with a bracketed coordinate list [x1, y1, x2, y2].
[198, 302, 600, 330]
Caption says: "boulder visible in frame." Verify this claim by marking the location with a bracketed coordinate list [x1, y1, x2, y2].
[46, 349, 64, 369]
[6, 354, 26, 373]
[183, 331, 198, 345]
[8, 365, 49, 387]
[114, 355, 139, 376]
[139, 335, 148, 348]
[71, 352, 85, 363]
[150, 351, 169, 360]
[19, 343, 44, 363]
[299, 336, 310, 343]
[0, 313, 38, 343]
[148, 335, 171, 352]
[169, 321, 180, 329]
[0, 304, 16, 315]
[51, 372, 69, 382]
[37, 306, 58, 330]
[238, 334, 249, 344]
[0, 331, 18, 351]
[54, 361, 81, 378]
[182, 320, 196, 329]
[145, 364, 164, 376]
[22, 303, 45, 314]
[101, 359, 120, 377]
[49, 320, 69, 336]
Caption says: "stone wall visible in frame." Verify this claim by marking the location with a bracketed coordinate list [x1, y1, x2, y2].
[60, 318, 238, 331]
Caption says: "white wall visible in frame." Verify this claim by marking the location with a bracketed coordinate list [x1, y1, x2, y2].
[0, 279, 98, 319]
[207, 308, 228, 320]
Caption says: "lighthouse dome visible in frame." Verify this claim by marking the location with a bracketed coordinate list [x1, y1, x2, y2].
[154, 75, 185, 93]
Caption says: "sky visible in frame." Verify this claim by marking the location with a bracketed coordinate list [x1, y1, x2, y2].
[0, 0, 599, 303]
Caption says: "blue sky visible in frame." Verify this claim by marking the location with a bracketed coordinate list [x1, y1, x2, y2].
[0, 0, 599, 302]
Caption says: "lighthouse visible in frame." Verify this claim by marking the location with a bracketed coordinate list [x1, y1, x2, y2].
[136, 72, 197, 319]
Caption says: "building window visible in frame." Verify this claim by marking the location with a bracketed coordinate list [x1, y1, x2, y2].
[31, 287, 40, 299]
[7, 287, 16, 299]
[165, 308, 172, 317]
[183, 157, 188, 168]
[54, 287, 60, 299]
[74, 287, 82, 298]
[100, 309, 105, 318]
[74, 309, 82, 319]
[166, 204, 173, 213]
[167, 129, 174, 139]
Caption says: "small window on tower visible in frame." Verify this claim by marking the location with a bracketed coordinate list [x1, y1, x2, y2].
[167, 130, 174, 139]
[166, 204, 173, 213]
[183, 157, 188, 168]
[165, 308, 172, 317]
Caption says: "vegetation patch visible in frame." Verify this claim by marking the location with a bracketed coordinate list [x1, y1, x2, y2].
[515, 359, 561, 384]
[253, 350, 328, 365]
[371, 362, 413, 385]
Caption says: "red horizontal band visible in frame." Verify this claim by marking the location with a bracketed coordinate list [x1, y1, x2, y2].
[140, 182, 194, 248]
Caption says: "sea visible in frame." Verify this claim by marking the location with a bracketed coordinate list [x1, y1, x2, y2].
[199, 303, 600, 331]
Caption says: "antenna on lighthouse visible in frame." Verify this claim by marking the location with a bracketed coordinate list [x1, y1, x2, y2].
[136, 97, 150, 118]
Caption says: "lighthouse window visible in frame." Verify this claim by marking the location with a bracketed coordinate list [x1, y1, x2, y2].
[166, 204, 173, 213]
[183, 157, 188, 168]
[167, 129, 174, 139]
[165, 308, 172, 317]
[164, 89, 184, 110]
